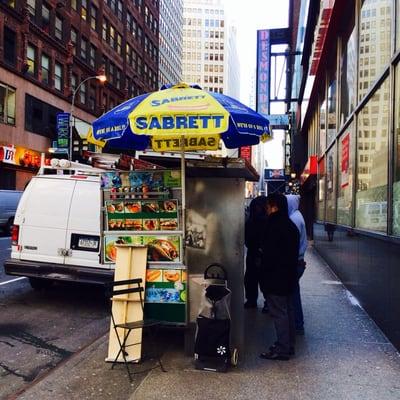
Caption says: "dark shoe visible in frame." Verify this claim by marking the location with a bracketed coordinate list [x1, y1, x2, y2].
[261, 304, 269, 314]
[244, 301, 257, 309]
[296, 328, 305, 336]
[259, 350, 289, 361]
[269, 345, 295, 356]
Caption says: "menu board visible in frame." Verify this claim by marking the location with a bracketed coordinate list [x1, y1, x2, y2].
[104, 234, 181, 264]
[145, 268, 187, 304]
[101, 170, 181, 192]
[106, 199, 179, 232]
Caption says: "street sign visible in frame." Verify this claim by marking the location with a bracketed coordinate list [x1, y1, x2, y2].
[56, 112, 70, 149]
[265, 114, 289, 129]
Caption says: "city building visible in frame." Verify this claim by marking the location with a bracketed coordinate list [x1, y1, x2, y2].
[0, 0, 159, 189]
[158, 0, 183, 87]
[288, 0, 400, 350]
[182, 0, 239, 97]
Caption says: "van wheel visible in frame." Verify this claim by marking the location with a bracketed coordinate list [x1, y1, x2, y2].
[5, 218, 14, 236]
[29, 278, 53, 290]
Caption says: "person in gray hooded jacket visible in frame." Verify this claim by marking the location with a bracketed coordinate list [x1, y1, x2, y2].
[286, 194, 308, 335]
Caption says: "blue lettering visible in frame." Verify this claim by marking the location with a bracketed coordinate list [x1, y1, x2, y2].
[176, 116, 188, 129]
[151, 100, 161, 107]
[136, 117, 147, 129]
[199, 115, 211, 128]
[213, 115, 224, 128]
[149, 117, 161, 129]
[162, 117, 174, 129]
[188, 116, 199, 129]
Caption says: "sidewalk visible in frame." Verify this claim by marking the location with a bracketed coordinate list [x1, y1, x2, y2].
[16, 247, 400, 400]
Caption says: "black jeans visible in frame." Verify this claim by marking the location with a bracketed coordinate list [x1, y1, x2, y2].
[293, 260, 306, 330]
[244, 250, 262, 304]
[266, 293, 296, 355]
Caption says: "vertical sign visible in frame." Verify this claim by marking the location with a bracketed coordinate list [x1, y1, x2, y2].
[56, 112, 70, 148]
[239, 146, 252, 164]
[256, 29, 270, 116]
[341, 133, 350, 188]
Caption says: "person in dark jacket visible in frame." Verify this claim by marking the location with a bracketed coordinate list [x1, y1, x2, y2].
[244, 196, 268, 311]
[259, 193, 300, 360]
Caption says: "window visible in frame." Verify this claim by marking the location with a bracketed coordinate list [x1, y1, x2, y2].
[319, 96, 326, 153]
[81, 37, 87, 60]
[55, 16, 63, 40]
[4, 27, 17, 66]
[356, 79, 389, 232]
[80, 82, 86, 104]
[25, 94, 62, 138]
[71, 28, 78, 55]
[54, 62, 63, 91]
[117, 34, 122, 55]
[89, 45, 96, 68]
[337, 125, 354, 226]
[27, 0, 36, 19]
[71, 0, 77, 11]
[326, 145, 337, 222]
[90, 5, 97, 30]
[393, 64, 400, 234]
[327, 71, 337, 145]
[41, 53, 50, 84]
[110, 26, 115, 48]
[358, 0, 392, 101]
[0, 83, 16, 125]
[102, 19, 108, 41]
[41, 3, 51, 32]
[317, 158, 325, 221]
[71, 73, 78, 91]
[81, 0, 87, 20]
[27, 44, 37, 76]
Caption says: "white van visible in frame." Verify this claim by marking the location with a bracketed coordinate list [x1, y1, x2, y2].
[4, 173, 113, 289]
[0, 190, 23, 234]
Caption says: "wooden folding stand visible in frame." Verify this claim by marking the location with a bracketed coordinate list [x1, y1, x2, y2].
[106, 244, 148, 363]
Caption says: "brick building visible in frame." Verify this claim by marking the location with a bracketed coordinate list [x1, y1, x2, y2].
[0, 0, 159, 189]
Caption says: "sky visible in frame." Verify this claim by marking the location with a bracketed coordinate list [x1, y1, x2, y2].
[224, 0, 290, 169]
[224, 0, 290, 105]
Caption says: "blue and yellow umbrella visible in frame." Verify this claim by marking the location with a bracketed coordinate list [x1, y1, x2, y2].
[90, 83, 270, 152]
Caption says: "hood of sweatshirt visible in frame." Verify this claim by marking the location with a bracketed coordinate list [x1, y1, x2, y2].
[286, 194, 300, 216]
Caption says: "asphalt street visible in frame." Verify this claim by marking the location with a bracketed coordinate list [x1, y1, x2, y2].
[0, 236, 110, 400]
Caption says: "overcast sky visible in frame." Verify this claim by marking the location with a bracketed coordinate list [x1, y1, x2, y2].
[224, 0, 290, 105]
[224, 0, 290, 169]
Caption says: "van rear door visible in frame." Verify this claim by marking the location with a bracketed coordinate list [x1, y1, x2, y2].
[65, 179, 105, 268]
[18, 177, 75, 264]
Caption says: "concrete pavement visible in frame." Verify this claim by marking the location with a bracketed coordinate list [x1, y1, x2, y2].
[14, 246, 400, 400]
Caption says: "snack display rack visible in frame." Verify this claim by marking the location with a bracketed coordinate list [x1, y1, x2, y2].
[100, 169, 187, 325]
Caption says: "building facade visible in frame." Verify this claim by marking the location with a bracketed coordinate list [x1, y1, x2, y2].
[289, 0, 400, 350]
[182, 0, 239, 98]
[158, 0, 183, 87]
[0, 0, 159, 189]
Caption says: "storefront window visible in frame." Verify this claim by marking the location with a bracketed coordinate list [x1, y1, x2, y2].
[337, 124, 354, 226]
[319, 97, 326, 154]
[355, 79, 389, 232]
[340, 24, 356, 126]
[358, 0, 392, 102]
[0, 82, 16, 125]
[393, 64, 400, 235]
[326, 145, 337, 222]
[327, 72, 337, 146]
[317, 158, 325, 221]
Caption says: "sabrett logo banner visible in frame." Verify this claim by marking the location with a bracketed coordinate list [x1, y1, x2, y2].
[151, 134, 220, 151]
[132, 114, 228, 134]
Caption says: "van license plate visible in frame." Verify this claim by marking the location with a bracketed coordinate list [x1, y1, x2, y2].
[78, 238, 99, 249]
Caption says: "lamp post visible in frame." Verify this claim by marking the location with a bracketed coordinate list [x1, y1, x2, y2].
[69, 74, 107, 161]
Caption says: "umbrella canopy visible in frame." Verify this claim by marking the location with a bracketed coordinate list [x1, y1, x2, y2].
[91, 83, 270, 152]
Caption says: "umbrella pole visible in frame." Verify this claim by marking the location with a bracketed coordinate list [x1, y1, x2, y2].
[180, 136, 186, 263]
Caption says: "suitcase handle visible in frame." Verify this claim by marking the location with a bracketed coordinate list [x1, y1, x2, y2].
[204, 263, 228, 280]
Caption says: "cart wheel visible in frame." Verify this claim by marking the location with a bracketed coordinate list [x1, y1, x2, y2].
[231, 348, 238, 366]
